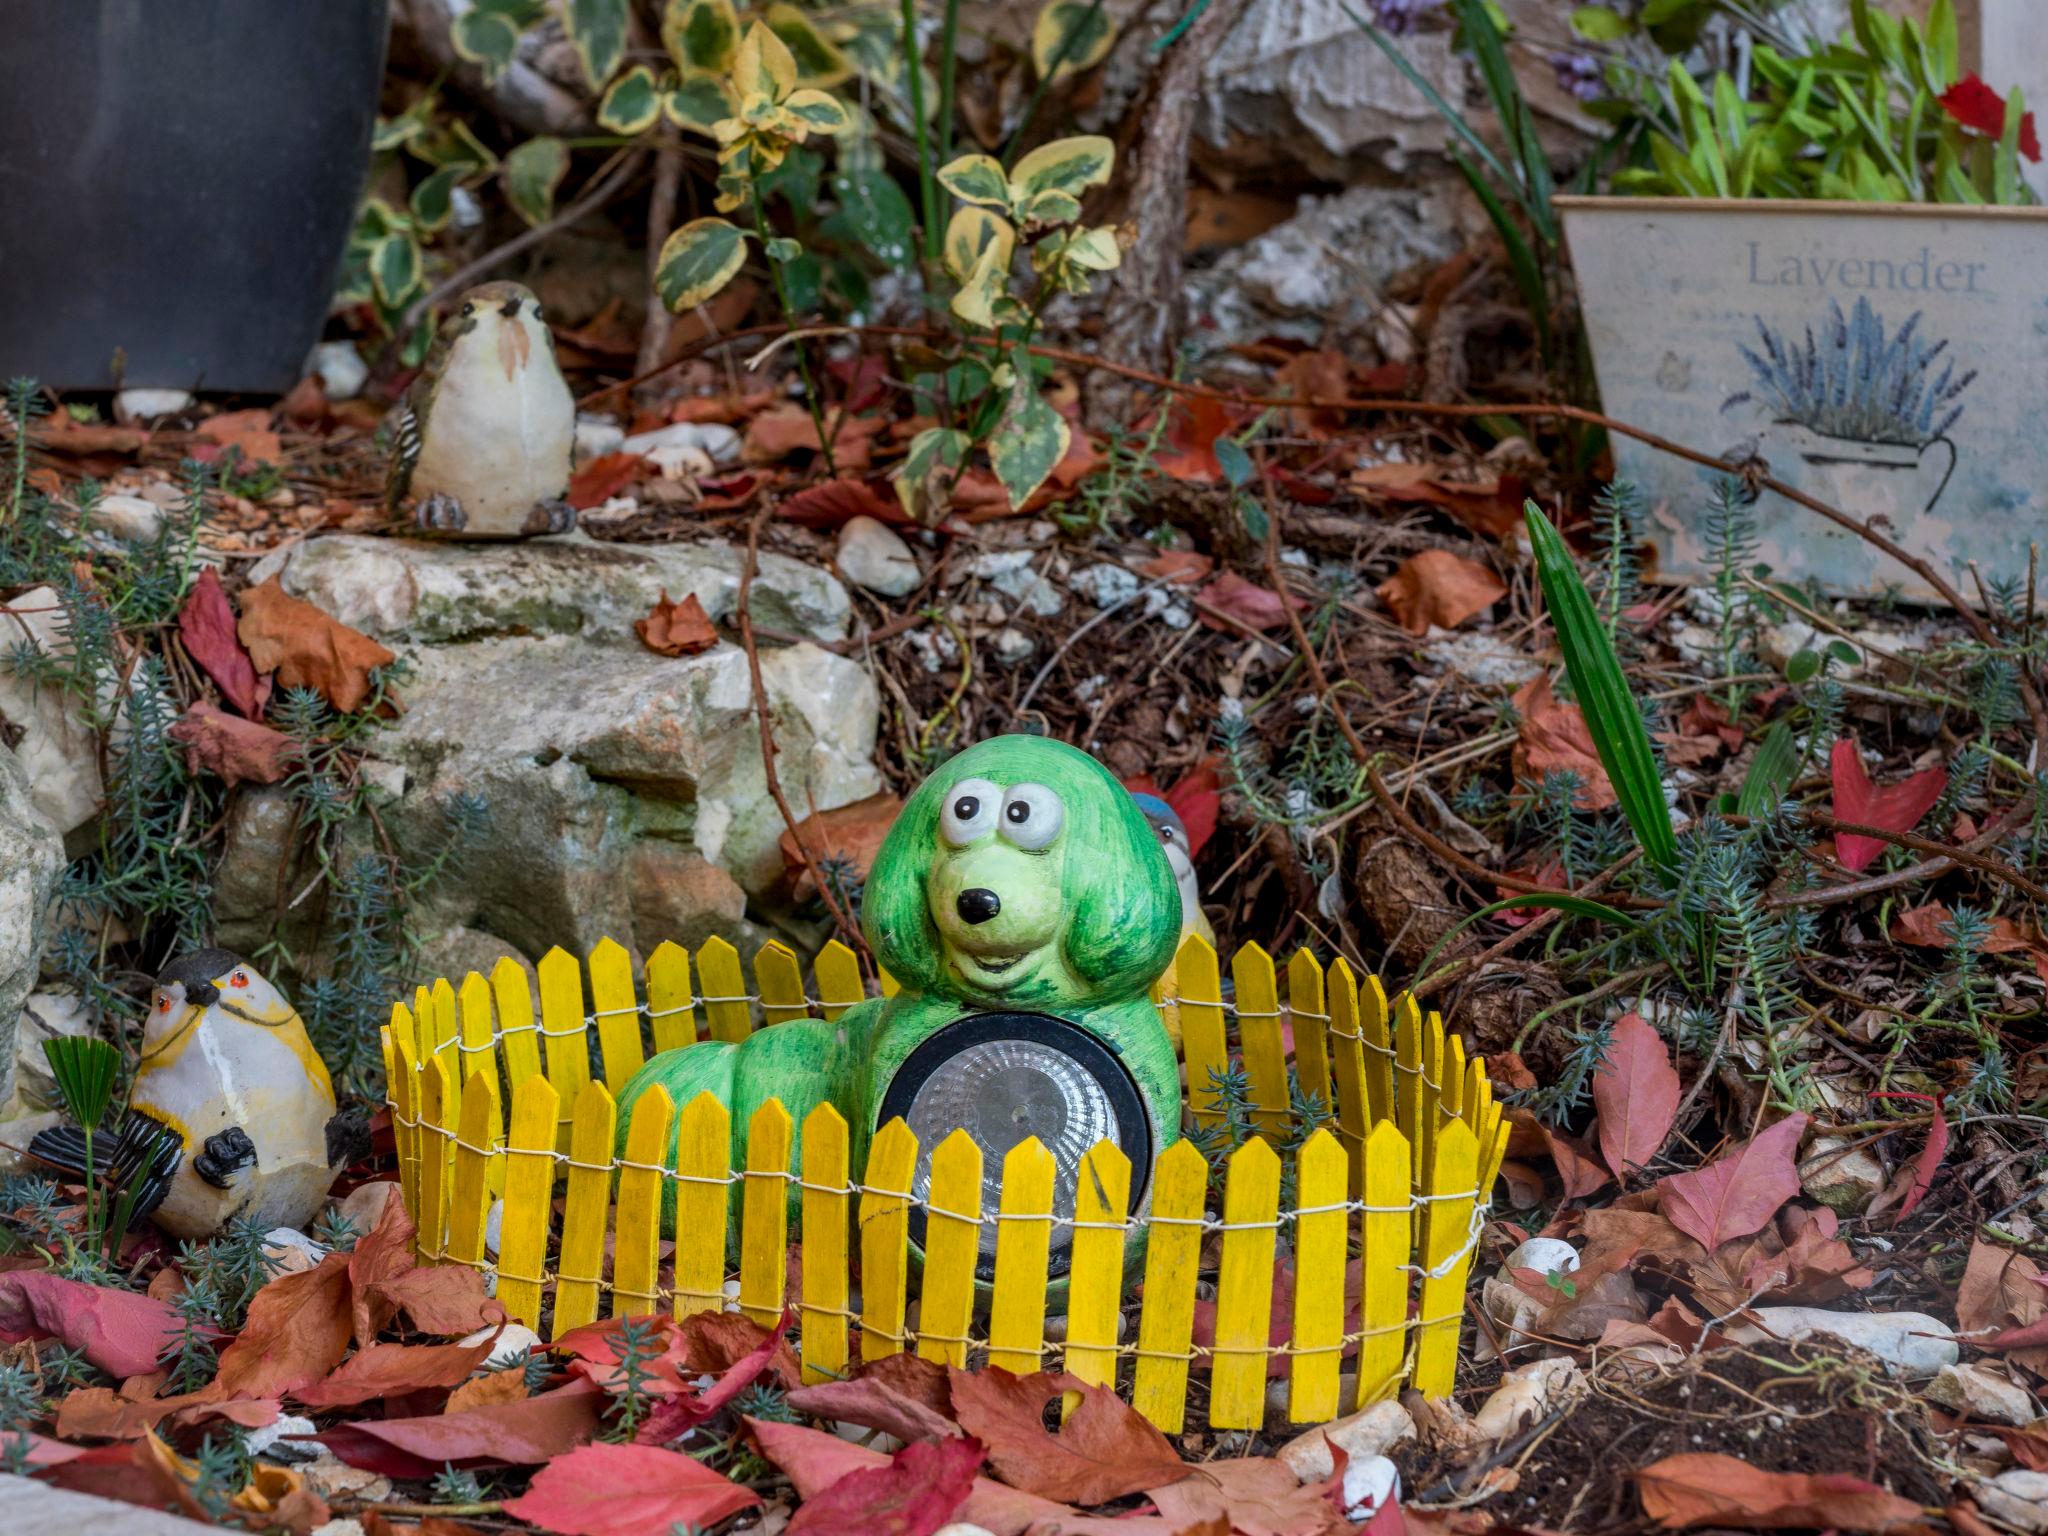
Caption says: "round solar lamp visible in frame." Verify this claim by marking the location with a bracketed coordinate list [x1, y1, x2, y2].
[878, 1012, 1153, 1279]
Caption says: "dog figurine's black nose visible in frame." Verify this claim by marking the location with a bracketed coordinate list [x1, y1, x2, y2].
[956, 888, 1001, 925]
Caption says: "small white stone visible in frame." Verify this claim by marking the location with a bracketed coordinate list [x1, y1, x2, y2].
[1800, 1137, 1888, 1214]
[89, 493, 166, 543]
[261, 1227, 329, 1274]
[1734, 1307, 1957, 1377]
[621, 421, 741, 467]
[991, 627, 1035, 666]
[1473, 1357, 1583, 1441]
[309, 341, 368, 402]
[1070, 562, 1139, 608]
[1341, 1455, 1400, 1520]
[460, 1320, 542, 1370]
[575, 415, 626, 460]
[933, 1526, 999, 1536]
[1928, 1362, 2038, 1425]
[484, 1197, 503, 1257]
[451, 186, 484, 230]
[1504, 1237, 1580, 1276]
[1277, 1400, 1414, 1483]
[247, 1412, 320, 1460]
[358, 758, 407, 801]
[836, 516, 921, 597]
[311, 1521, 367, 1536]
[114, 388, 193, 421]
[1979, 1470, 2048, 1534]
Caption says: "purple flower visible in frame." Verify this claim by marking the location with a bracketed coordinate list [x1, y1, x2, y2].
[1370, 0, 1446, 35]
[1551, 49, 1604, 103]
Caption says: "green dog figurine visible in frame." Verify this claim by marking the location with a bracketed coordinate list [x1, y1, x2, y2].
[616, 734, 1183, 1274]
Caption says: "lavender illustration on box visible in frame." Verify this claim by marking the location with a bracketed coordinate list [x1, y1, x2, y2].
[1722, 296, 1974, 517]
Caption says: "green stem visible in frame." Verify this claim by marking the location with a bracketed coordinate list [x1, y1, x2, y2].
[750, 192, 838, 477]
[936, 0, 960, 176]
[900, 0, 940, 264]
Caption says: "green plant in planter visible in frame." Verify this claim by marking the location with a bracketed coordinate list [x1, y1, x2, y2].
[615, 735, 1182, 1271]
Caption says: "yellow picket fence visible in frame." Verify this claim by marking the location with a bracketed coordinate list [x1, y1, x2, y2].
[382, 934, 1507, 1431]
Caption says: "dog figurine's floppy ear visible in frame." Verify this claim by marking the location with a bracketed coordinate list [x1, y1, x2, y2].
[861, 773, 948, 996]
[1058, 755, 1181, 1001]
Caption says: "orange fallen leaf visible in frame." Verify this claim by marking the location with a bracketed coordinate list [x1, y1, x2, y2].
[1137, 549, 1213, 585]
[197, 408, 283, 467]
[1635, 1451, 1922, 1531]
[1890, 902, 2039, 953]
[236, 578, 396, 714]
[1511, 674, 1615, 810]
[447, 1368, 530, 1414]
[634, 590, 719, 657]
[1376, 548, 1506, 635]
[780, 792, 903, 901]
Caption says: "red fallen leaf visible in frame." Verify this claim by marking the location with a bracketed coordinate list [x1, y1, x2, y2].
[448, 1367, 529, 1413]
[1940, 74, 2042, 161]
[292, 1335, 501, 1410]
[634, 589, 719, 657]
[196, 408, 283, 467]
[1150, 394, 1243, 483]
[786, 1434, 983, 1536]
[1678, 694, 1745, 752]
[1868, 1091, 1948, 1225]
[1351, 463, 1528, 540]
[778, 476, 909, 529]
[1890, 902, 2039, 953]
[829, 352, 892, 414]
[345, 1191, 500, 1343]
[785, 1373, 962, 1446]
[213, 1250, 355, 1398]
[946, 1366, 1186, 1505]
[1512, 673, 1617, 810]
[168, 701, 297, 787]
[1635, 1450, 1923, 1530]
[1272, 466, 1337, 505]
[1376, 548, 1506, 636]
[1165, 760, 1222, 858]
[677, 1308, 802, 1388]
[1505, 1108, 1611, 1199]
[176, 566, 268, 718]
[1196, 569, 1307, 632]
[237, 577, 397, 715]
[1656, 1113, 1808, 1251]
[780, 792, 903, 901]
[631, 1312, 793, 1443]
[0, 1271, 186, 1379]
[1136, 548, 1214, 586]
[1828, 739, 1946, 873]
[501, 1441, 759, 1535]
[309, 1381, 606, 1477]
[567, 451, 651, 511]
[1147, 1454, 1337, 1536]
[1592, 1013, 1681, 1182]
[556, 1314, 698, 1398]
[744, 404, 881, 469]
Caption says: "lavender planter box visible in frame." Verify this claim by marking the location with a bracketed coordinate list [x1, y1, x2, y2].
[1559, 196, 2048, 600]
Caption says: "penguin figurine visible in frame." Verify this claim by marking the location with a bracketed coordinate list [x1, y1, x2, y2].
[1131, 791, 1216, 1051]
[31, 950, 361, 1240]
[386, 280, 577, 539]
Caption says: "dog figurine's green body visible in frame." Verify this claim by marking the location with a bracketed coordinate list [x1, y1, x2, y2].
[615, 734, 1183, 1234]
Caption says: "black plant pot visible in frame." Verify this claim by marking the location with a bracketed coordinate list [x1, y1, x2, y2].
[0, 0, 390, 395]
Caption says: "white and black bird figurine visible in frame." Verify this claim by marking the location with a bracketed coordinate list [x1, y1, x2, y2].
[31, 950, 363, 1239]
[386, 280, 576, 539]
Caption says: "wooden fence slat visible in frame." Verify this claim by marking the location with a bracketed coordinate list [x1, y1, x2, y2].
[673, 1091, 732, 1321]
[429, 977, 460, 1090]
[644, 941, 699, 1055]
[615, 1085, 673, 1318]
[457, 972, 497, 1086]
[739, 1099, 793, 1328]
[917, 1128, 982, 1370]
[553, 1079, 617, 1338]
[1479, 1109, 1508, 1204]
[987, 1136, 1055, 1376]
[1356, 1120, 1411, 1408]
[1324, 958, 1369, 1197]
[1392, 991, 1423, 1175]
[1175, 936, 1228, 1126]
[800, 1103, 850, 1384]
[1062, 1139, 1130, 1397]
[587, 937, 645, 1092]
[1232, 942, 1289, 1139]
[498, 1074, 561, 1332]
[1441, 1030, 1466, 1126]
[1131, 1140, 1207, 1433]
[537, 947, 591, 1151]
[860, 1118, 917, 1363]
[697, 936, 752, 1043]
[1360, 970, 1394, 1129]
[446, 1070, 499, 1274]
[1209, 1136, 1281, 1429]
[1287, 1129, 1346, 1424]
[813, 940, 863, 1021]
[755, 941, 808, 1027]
[389, 1019, 420, 1222]
[1287, 948, 1330, 1120]
[493, 956, 542, 1091]
[1416, 1004, 1443, 1188]
[1412, 1117, 1479, 1397]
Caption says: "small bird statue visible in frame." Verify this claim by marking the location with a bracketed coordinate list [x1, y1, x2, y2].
[1131, 791, 1215, 1051]
[386, 281, 576, 539]
[31, 950, 360, 1239]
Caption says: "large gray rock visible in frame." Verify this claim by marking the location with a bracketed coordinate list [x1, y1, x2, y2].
[0, 585, 103, 834]
[0, 744, 63, 1111]
[15, 989, 89, 1111]
[263, 531, 851, 646]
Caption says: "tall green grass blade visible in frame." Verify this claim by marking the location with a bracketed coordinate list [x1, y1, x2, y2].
[1415, 891, 1642, 987]
[1736, 719, 1798, 818]
[1524, 501, 1679, 873]
[43, 1036, 119, 1132]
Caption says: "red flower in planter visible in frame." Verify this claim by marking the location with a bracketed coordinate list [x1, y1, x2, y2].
[1939, 74, 2042, 162]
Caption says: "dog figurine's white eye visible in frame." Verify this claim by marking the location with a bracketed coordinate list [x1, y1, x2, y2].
[939, 778, 1002, 846]
[999, 782, 1065, 850]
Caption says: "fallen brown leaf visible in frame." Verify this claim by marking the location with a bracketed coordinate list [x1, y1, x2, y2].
[634, 590, 719, 657]
[947, 1366, 1185, 1506]
[237, 577, 396, 714]
[197, 408, 283, 467]
[1376, 548, 1507, 636]
[1512, 674, 1616, 810]
[168, 702, 296, 786]
[1635, 1451, 1922, 1530]
[780, 792, 902, 901]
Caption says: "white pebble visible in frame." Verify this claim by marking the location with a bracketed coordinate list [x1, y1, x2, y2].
[114, 388, 193, 421]
[621, 421, 741, 467]
[575, 415, 625, 459]
[309, 341, 368, 402]
[1341, 1455, 1400, 1520]
[1504, 1237, 1580, 1276]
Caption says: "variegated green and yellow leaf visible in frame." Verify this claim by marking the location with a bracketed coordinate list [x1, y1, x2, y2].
[990, 347, 1070, 510]
[596, 65, 664, 135]
[894, 426, 971, 522]
[370, 232, 424, 308]
[767, 3, 856, 87]
[1010, 134, 1114, 204]
[409, 164, 474, 235]
[656, 216, 749, 311]
[937, 153, 1011, 208]
[665, 73, 736, 135]
[732, 19, 798, 101]
[1016, 188, 1083, 227]
[662, 0, 740, 76]
[451, 10, 523, 83]
[504, 136, 569, 227]
[1032, 0, 1117, 81]
[942, 206, 1016, 283]
[951, 231, 1014, 329]
[562, 0, 630, 89]
[784, 88, 853, 135]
